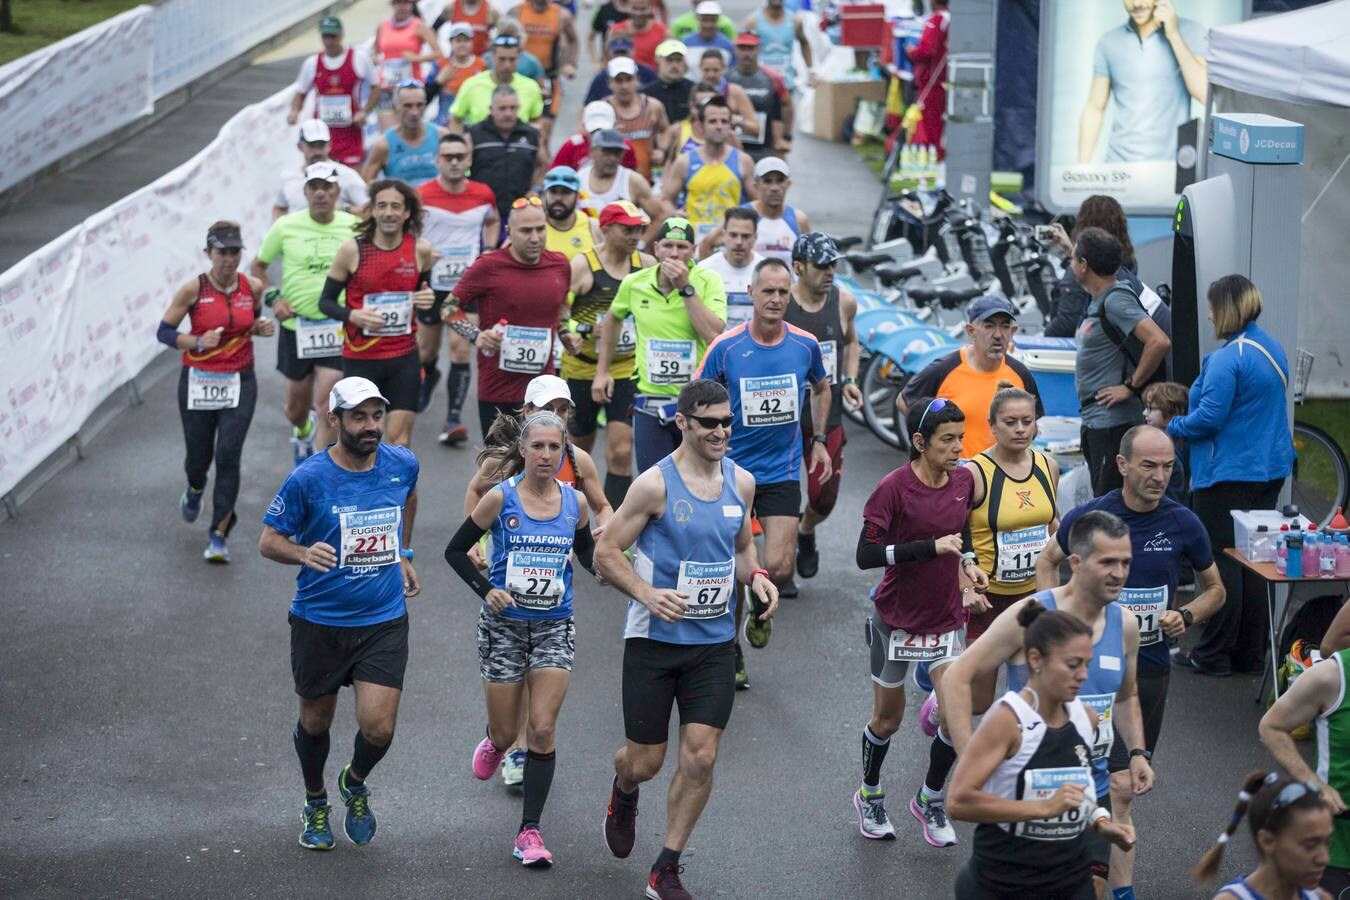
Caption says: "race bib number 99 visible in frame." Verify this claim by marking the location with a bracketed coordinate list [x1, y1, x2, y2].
[1120, 586, 1168, 646]
[1014, 766, 1095, 840]
[646, 339, 696, 385]
[339, 507, 401, 568]
[187, 368, 241, 411]
[677, 559, 735, 619]
[506, 551, 566, 610]
[363, 292, 413, 337]
[739, 373, 799, 427]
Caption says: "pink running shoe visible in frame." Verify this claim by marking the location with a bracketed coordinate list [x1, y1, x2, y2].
[472, 735, 506, 780]
[919, 691, 940, 738]
[513, 826, 554, 867]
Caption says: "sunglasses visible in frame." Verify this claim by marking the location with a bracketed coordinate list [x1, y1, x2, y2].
[493, 36, 521, 48]
[395, 78, 425, 90]
[512, 196, 544, 209]
[688, 414, 734, 430]
[916, 397, 949, 433]
[439, 153, 468, 162]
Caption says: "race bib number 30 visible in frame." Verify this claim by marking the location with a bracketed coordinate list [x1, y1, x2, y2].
[296, 317, 344, 359]
[996, 524, 1050, 582]
[506, 551, 566, 610]
[500, 325, 552, 374]
[1081, 693, 1114, 760]
[677, 559, 734, 619]
[187, 368, 241, 411]
[364, 292, 413, 337]
[887, 627, 954, 663]
[1120, 585, 1168, 646]
[1015, 766, 1095, 840]
[739, 373, 799, 427]
[339, 507, 401, 568]
[646, 339, 695, 385]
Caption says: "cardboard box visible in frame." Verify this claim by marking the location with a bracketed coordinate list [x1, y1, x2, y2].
[811, 77, 887, 143]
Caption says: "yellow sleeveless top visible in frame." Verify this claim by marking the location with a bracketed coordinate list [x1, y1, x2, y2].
[969, 449, 1057, 595]
[546, 216, 594, 261]
[684, 145, 744, 244]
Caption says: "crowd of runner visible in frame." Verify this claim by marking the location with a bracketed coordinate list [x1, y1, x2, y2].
[151, 3, 1345, 899]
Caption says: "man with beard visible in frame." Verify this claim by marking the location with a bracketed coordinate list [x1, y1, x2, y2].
[260, 376, 423, 852]
[541, 166, 603, 261]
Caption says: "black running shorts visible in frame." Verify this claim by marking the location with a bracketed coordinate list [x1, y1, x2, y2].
[568, 376, 635, 436]
[622, 638, 735, 744]
[289, 612, 409, 699]
[342, 352, 420, 412]
[1106, 669, 1169, 773]
[277, 325, 342, 381]
[752, 479, 802, 520]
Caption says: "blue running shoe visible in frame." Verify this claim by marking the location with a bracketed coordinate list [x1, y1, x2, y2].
[913, 661, 933, 693]
[180, 486, 203, 523]
[204, 531, 229, 564]
[338, 765, 376, 845]
[299, 799, 335, 851]
[291, 410, 316, 468]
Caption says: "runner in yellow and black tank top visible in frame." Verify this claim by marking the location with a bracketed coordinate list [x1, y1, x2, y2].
[563, 248, 646, 382]
[968, 447, 1058, 599]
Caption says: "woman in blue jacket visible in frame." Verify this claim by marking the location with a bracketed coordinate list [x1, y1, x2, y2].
[1167, 274, 1294, 677]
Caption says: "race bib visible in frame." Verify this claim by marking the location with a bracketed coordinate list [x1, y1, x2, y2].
[1080, 693, 1114, 760]
[739, 373, 799, 427]
[296, 316, 344, 359]
[500, 325, 552, 374]
[887, 627, 954, 663]
[1014, 766, 1095, 840]
[615, 315, 637, 357]
[505, 550, 567, 610]
[677, 559, 735, 619]
[1120, 585, 1168, 647]
[431, 246, 474, 292]
[819, 339, 837, 384]
[695, 221, 717, 245]
[317, 94, 353, 127]
[339, 507, 401, 568]
[363, 292, 413, 337]
[646, 338, 695, 385]
[186, 368, 240, 411]
[381, 59, 412, 88]
[726, 299, 753, 329]
[996, 524, 1050, 583]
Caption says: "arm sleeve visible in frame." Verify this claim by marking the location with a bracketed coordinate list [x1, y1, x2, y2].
[444, 517, 495, 598]
[573, 525, 596, 573]
[318, 276, 351, 322]
[856, 522, 937, 569]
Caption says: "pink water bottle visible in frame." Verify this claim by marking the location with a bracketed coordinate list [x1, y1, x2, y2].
[1337, 534, 1350, 578]
[1306, 526, 1322, 576]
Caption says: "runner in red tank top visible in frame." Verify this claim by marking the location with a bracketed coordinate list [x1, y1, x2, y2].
[156, 222, 275, 562]
[444, 0, 499, 56]
[320, 180, 439, 447]
[287, 17, 377, 167]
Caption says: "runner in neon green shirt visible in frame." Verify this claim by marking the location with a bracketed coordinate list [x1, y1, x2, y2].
[448, 39, 545, 127]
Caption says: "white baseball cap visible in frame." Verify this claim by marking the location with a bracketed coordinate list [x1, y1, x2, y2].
[695, 1, 722, 15]
[329, 377, 390, 411]
[304, 161, 341, 183]
[754, 156, 790, 179]
[524, 375, 574, 408]
[607, 57, 638, 78]
[299, 119, 331, 143]
[446, 21, 474, 39]
[582, 99, 616, 133]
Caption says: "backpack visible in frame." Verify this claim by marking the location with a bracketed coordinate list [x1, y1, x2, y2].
[1088, 282, 1167, 391]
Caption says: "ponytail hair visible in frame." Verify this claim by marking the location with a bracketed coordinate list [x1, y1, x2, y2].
[1193, 771, 1330, 884]
[1017, 599, 1091, 662]
[988, 380, 1037, 424]
[474, 410, 580, 490]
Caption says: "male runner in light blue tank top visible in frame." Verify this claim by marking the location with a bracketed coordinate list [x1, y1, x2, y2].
[361, 82, 446, 184]
[594, 378, 778, 900]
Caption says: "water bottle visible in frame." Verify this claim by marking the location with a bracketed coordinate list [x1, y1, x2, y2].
[1322, 535, 1337, 578]
[1276, 524, 1289, 575]
[1337, 534, 1350, 578]
[1305, 527, 1321, 575]
[1287, 530, 1304, 579]
[482, 319, 508, 358]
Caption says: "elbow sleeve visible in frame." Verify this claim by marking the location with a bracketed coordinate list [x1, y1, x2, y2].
[318, 277, 350, 322]
[157, 321, 181, 350]
[573, 526, 596, 574]
[445, 518, 494, 598]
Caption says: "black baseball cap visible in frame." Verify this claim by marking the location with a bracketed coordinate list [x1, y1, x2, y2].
[206, 223, 244, 250]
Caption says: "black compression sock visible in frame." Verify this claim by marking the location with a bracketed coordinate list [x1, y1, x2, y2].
[923, 729, 958, 797]
[350, 730, 391, 782]
[862, 725, 890, 788]
[603, 472, 632, 510]
[520, 749, 557, 830]
[446, 363, 471, 421]
[293, 722, 330, 795]
[655, 846, 681, 868]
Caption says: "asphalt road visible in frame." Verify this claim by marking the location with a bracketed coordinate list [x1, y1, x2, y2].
[2, 3, 1280, 897]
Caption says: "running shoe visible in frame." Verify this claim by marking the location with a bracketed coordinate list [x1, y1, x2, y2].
[417, 365, 441, 414]
[646, 860, 692, 900]
[796, 531, 819, 578]
[513, 826, 554, 866]
[501, 748, 526, 786]
[180, 486, 203, 523]
[779, 579, 800, 599]
[912, 662, 933, 693]
[919, 691, 940, 738]
[291, 411, 316, 467]
[909, 791, 957, 847]
[742, 592, 772, 649]
[853, 790, 896, 840]
[337, 765, 377, 845]
[734, 643, 749, 691]
[604, 778, 639, 858]
[472, 735, 506, 781]
[298, 799, 335, 851]
[438, 420, 468, 446]
[204, 531, 229, 564]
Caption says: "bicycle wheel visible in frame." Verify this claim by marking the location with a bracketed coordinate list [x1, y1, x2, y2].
[1292, 421, 1350, 528]
[860, 354, 910, 451]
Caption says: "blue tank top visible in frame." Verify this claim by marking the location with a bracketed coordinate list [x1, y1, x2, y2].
[384, 127, 439, 183]
[626, 455, 744, 645]
[1008, 588, 1124, 799]
[1218, 877, 1319, 900]
[751, 11, 800, 89]
[488, 475, 580, 621]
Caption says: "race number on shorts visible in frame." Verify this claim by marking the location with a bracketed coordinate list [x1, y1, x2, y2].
[187, 368, 241, 411]
[886, 627, 955, 663]
[339, 507, 401, 568]
[677, 559, 734, 619]
[363, 292, 413, 337]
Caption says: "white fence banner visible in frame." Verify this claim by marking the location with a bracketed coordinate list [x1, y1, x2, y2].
[0, 89, 302, 497]
[0, 6, 154, 193]
[153, 0, 336, 96]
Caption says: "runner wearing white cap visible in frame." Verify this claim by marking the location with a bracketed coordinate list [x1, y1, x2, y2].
[551, 100, 642, 172]
[274, 121, 369, 220]
[683, 1, 738, 66]
[606, 56, 670, 181]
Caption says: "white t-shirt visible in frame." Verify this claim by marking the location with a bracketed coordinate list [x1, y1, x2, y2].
[698, 251, 764, 330]
[293, 49, 377, 95]
[276, 162, 371, 213]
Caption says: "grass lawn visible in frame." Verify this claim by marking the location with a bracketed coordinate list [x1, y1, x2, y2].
[0, 0, 146, 67]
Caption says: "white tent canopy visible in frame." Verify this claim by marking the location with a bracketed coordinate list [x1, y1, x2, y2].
[1206, 0, 1350, 397]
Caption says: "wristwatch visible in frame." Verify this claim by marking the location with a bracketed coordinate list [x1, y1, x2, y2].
[400, 548, 415, 561]
[678, 284, 696, 298]
[1129, 748, 1152, 762]
[811, 434, 828, 446]
[842, 376, 858, 386]
[1179, 607, 1194, 628]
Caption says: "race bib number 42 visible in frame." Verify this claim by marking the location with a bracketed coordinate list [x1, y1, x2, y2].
[500, 325, 552, 374]
[996, 524, 1050, 583]
[1120, 585, 1168, 646]
[506, 550, 566, 610]
[740, 373, 799, 427]
[646, 339, 695, 385]
[339, 507, 401, 568]
[1014, 766, 1095, 841]
[296, 317, 344, 359]
[677, 559, 734, 619]
[887, 627, 954, 662]
[363, 292, 413, 337]
[187, 368, 240, 411]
